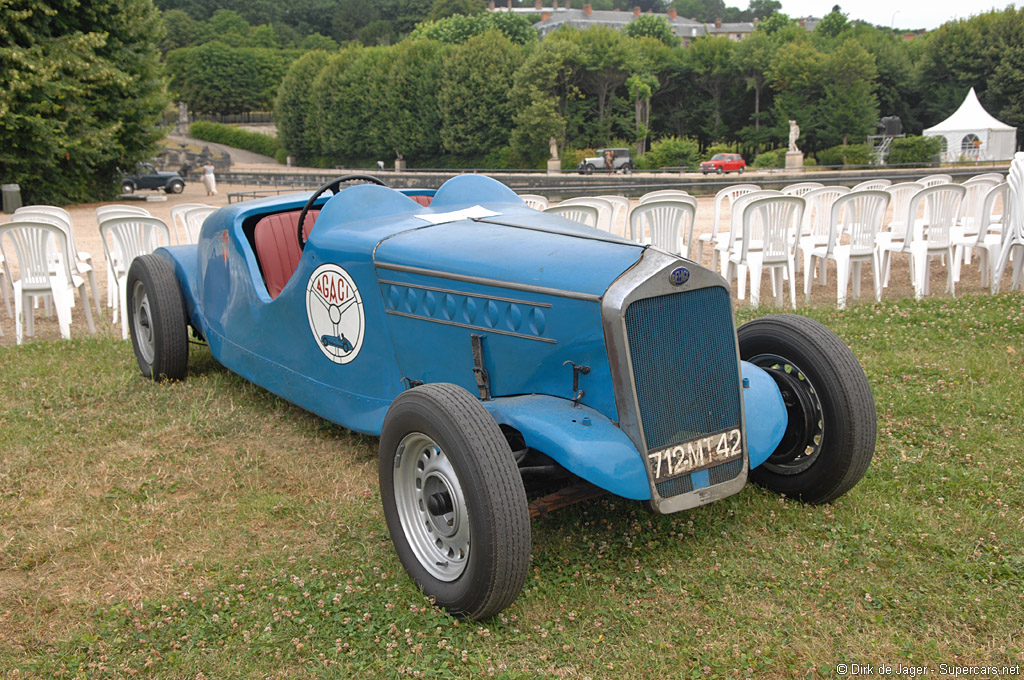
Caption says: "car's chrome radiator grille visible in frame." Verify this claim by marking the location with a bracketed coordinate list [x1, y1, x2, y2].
[624, 287, 743, 496]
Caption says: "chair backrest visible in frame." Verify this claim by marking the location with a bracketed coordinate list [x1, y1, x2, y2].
[727, 190, 783, 250]
[883, 182, 924, 237]
[628, 199, 697, 257]
[1008, 153, 1024, 244]
[0, 220, 74, 292]
[968, 182, 1009, 247]
[958, 177, 999, 233]
[711, 184, 760, 240]
[851, 179, 892, 191]
[517, 194, 549, 211]
[802, 186, 850, 240]
[905, 184, 965, 250]
[781, 182, 824, 197]
[558, 197, 615, 232]
[543, 203, 599, 228]
[96, 204, 150, 220]
[99, 216, 171, 272]
[638, 189, 690, 204]
[739, 196, 805, 264]
[170, 203, 215, 244]
[183, 206, 217, 244]
[15, 206, 82, 258]
[972, 172, 1005, 183]
[15, 205, 72, 222]
[918, 174, 952, 188]
[596, 195, 630, 236]
[827, 190, 890, 257]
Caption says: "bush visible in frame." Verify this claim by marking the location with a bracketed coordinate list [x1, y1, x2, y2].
[564, 148, 596, 171]
[189, 121, 281, 159]
[701, 144, 735, 162]
[887, 135, 942, 167]
[752, 148, 787, 169]
[816, 144, 872, 167]
[637, 136, 700, 170]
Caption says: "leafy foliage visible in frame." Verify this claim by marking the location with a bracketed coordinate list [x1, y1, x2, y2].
[275, 51, 331, 165]
[635, 135, 700, 169]
[167, 43, 298, 114]
[188, 121, 281, 158]
[409, 11, 537, 44]
[886, 135, 942, 166]
[0, 0, 167, 204]
[623, 14, 677, 47]
[816, 143, 872, 167]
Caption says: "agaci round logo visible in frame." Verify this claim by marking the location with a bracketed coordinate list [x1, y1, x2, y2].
[669, 266, 690, 286]
[305, 264, 365, 364]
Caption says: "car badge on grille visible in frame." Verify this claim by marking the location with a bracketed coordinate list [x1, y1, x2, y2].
[669, 266, 690, 286]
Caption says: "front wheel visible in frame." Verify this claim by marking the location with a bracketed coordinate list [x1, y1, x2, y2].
[121, 181, 135, 194]
[167, 180, 185, 194]
[127, 255, 189, 381]
[737, 314, 875, 504]
[622, 162, 633, 174]
[379, 383, 530, 619]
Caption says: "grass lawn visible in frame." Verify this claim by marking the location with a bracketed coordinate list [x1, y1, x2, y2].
[1, 294, 1022, 679]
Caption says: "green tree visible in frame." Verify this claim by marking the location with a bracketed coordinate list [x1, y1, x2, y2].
[813, 7, 848, 42]
[167, 42, 297, 114]
[380, 39, 447, 161]
[819, 38, 878, 146]
[0, 0, 167, 203]
[410, 11, 536, 44]
[561, 26, 638, 143]
[623, 14, 677, 46]
[687, 36, 736, 139]
[275, 51, 330, 164]
[510, 38, 582, 164]
[438, 31, 523, 157]
[427, 0, 485, 21]
[732, 28, 771, 142]
[312, 48, 387, 162]
[747, 0, 780, 20]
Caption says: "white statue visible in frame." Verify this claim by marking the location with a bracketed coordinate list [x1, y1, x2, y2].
[788, 119, 800, 152]
[549, 136, 559, 161]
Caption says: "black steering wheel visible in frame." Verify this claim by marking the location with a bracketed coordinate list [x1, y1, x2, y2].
[297, 173, 388, 251]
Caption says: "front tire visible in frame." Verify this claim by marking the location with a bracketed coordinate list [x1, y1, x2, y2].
[737, 314, 875, 504]
[121, 181, 135, 194]
[127, 255, 189, 382]
[167, 180, 185, 194]
[379, 384, 530, 619]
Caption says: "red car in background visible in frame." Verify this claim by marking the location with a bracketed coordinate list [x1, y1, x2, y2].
[700, 153, 746, 175]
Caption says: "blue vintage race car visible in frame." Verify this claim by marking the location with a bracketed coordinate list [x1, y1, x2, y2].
[126, 174, 875, 619]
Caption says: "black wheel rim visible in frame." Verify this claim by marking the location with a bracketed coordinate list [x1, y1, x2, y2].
[749, 352, 824, 475]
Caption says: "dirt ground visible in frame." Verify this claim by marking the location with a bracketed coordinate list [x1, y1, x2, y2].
[0, 179, 1012, 346]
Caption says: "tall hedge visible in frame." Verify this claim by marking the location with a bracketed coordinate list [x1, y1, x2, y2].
[275, 51, 331, 165]
[167, 42, 299, 115]
[0, 0, 167, 203]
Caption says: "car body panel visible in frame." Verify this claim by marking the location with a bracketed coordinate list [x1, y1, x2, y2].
[154, 173, 788, 509]
[123, 162, 185, 192]
[700, 153, 746, 174]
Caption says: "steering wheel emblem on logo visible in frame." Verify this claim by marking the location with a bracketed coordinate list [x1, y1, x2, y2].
[306, 264, 365, 364]
[669, 266, 690, 286]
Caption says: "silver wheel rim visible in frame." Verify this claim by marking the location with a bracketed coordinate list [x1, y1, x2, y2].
[132, 280, 155, 365]
[393, 432, 470, 581]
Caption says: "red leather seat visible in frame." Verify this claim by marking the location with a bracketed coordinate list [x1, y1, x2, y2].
[253, 210, 318, 299]
[409, 195, 433, 207]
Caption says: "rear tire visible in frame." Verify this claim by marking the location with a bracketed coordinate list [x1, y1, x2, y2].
[737, 314, 875, 504]
[379, 384, 530, 619]
[127, 255, 189, 382]
[583, 163, 595, 175]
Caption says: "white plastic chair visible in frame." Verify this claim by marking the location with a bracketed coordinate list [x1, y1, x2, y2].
[596, 195, 630, 237]
[952, 182, 1008, 290]
[182, 206, 216, 244]
[993, 153, 1024, 293]
[638, 189, 690, 204]
[543, 204, 599, 228]
[14, 208, 101, 316]
[170, 203, 215, 244]
[918, 174, 952, 188]
[952, 177, 1000, 265]
[781, 182, 823, 197]
[851, 179, 891, 191]
[880, 184, 964, 299]
[798, 186, 851, 281]
[628, 199, 697, 257]
[518, 194, 549, 211]
[804, 190, 890, 309]
[99, 216, 171, 338]
[558, 197, 615, 233]
[971, 172, 1005, 183]
[0, 220, 96, 344]
[716, 190, 784, 287]
[727, 195, 804, 308]
[697, 184, 759, 268]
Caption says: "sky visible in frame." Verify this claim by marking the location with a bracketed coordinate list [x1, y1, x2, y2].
[779, 0, 1019, 30]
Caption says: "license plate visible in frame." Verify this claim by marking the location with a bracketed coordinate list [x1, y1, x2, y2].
[647, 428, 743, 483]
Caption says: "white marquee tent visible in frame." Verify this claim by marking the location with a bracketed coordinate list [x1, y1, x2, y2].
[924, 87, 1017, 162]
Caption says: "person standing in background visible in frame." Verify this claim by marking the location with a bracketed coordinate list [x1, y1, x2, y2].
[202, 161, 217, 196]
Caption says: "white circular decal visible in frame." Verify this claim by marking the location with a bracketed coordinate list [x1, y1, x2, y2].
[306, 264, 365, 364]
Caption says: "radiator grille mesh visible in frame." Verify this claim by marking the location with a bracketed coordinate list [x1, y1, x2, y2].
[624, 287, 744, 497]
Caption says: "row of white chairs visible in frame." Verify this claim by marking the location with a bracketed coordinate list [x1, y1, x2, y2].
[523, 168, 1023, 308]
[0, 201, 215, 343]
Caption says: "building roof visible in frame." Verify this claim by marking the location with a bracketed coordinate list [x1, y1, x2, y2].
[532, 8, 754, 39]
[924, 87, 1015, 133]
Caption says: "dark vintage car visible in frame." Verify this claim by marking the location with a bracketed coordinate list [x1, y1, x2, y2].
[120, 162, 186, 194]
[124, 173, 876, 619]
[700, 153, 746, 175]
